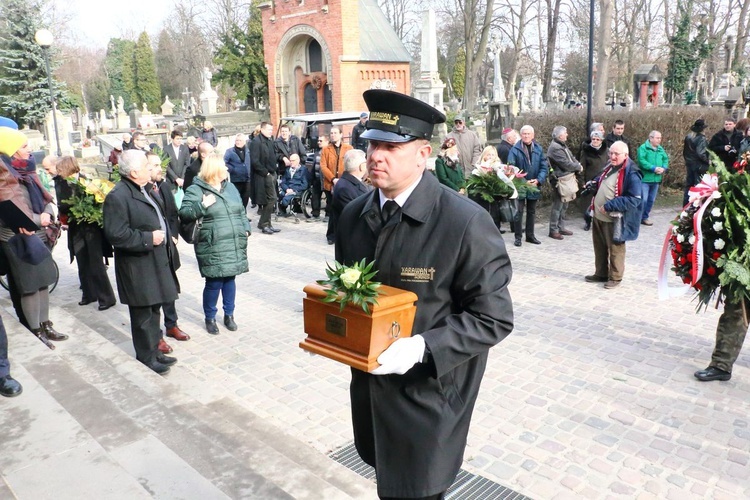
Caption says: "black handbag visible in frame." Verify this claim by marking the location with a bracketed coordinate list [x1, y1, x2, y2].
[495, 199, 518, 223]
[179, 216, 203, 244]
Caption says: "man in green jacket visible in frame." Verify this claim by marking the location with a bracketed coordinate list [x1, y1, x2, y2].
[637, 130, 668, 226]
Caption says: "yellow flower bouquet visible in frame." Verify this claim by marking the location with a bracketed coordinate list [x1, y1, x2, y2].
[63, 177, 115, 227]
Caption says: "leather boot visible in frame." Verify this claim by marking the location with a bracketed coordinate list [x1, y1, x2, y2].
[31, 327, 55, 350]
[224, 315, 237, 331]
[41, 320, 68, 341]
[0, 375, 22, 397]
[205, 319, 219, 335]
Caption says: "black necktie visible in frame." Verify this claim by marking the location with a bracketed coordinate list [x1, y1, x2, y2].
[381, 200, 400, 226]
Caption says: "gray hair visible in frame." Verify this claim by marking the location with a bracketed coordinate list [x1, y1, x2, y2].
[648, 130, 661, 139]
[343, 149, 367, 172]
[610, 140, 629, 155]
[552, 126, 567, 139]
[590, 122, 604, 134]
[118, 149, 146, 177]
[520, 125, 534, 134]
[590, 131, 604, 140]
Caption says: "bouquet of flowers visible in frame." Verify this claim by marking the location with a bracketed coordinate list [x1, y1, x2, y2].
[63, 177, 116, 227]
[465, 162, 538, 202]
[316, 259, 382, 313]
[662, 152, 750, 310]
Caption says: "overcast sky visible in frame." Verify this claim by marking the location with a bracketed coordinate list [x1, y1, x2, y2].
[66, 0, 171, 48]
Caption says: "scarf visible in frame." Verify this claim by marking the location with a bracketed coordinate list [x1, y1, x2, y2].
[9, 156, 53, 214]
[588, 161, 626, 214]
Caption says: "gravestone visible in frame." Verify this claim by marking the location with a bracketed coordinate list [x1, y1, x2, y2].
[161, 96, 175, 116]
[199, 67, 219, 115]
[413, 9, 445, 111]
[44, 110, 73, 155]
[129, 106, 142, 129]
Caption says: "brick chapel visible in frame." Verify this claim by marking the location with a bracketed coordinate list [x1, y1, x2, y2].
[259, 0, 411, 126]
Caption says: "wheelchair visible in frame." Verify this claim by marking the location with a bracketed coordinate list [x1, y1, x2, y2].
[275, 186, 314, 223]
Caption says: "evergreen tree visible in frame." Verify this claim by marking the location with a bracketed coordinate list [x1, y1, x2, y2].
[0, 0, 68, 126]
[452, 48, 466, 100]
[213, 2, 268, 109]
[664, 0, 712, 103]
[133, 32, 161, 112]
[105, 38, 136, 110]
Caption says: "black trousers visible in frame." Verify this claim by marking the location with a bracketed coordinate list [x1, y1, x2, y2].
[0, 316, 9, 378]
[310, 177, 330, 217]
[258, 174, 277, 228]
[128, 304, 162, 365]
[76, 232, 116, 308]
[514, 198, 538, 238]
[232, 181, 251, 211]
[380, 493, 445, 500]
[162, 301, 178, 329]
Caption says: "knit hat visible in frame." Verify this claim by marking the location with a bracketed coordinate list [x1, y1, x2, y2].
[0, 116, 18, 129]
[0, 127, 27, 157]
[691, 119, 707, 133]
[441, 137, 456, 149]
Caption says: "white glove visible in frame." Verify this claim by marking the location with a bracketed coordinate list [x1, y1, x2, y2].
[371, 335, 426, 375]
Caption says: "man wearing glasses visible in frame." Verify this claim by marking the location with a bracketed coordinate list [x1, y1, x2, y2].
[584, 141, 643, 289]
[447, 115, 481, 178]
[132, 131, 151, 152]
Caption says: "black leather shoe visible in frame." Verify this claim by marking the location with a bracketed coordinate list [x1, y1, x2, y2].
[327, 238, 335, 245]
[145, 361, 171, 375]
[98, 303, 115, 311]
[0, 375, 22, 397]
[526, 236, 542, 244]
[205, 319, 220, 335]
[41, 321, 68, 342]
[224, 315, 238, 331]
[270, 226, 281, 233]
[514, 238, 522, 247]
[156, 354, 177, 366]
[79, 298, 95, 306]
[261, 227, 274, 235]
[585, 274, 608, 283]
[694, 366, 731, 381]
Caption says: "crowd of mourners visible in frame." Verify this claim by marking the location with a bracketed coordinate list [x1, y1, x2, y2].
[0, 111, 746, 393]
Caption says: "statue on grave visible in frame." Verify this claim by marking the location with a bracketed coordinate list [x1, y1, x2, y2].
[142, 102, 149, 113]
[202, 67, 213, 92]
[110, 95, 116, 113]
[117, 96, 125, 113]
[488, 35, 506, 102]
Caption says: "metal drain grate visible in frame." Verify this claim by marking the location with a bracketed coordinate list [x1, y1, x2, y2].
[329, 443, 533, 500]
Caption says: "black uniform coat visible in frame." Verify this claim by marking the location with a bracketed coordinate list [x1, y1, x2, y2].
[103, 177, 179, 306]
[335, 172, 514, 497]
[153, 180, 182, 276]
[249, 134, 277, 205]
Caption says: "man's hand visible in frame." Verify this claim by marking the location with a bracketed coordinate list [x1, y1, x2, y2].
[285, 188, 295, 195]
[176, 178, 184, 187]
[528, 179, 538, 186]
[152, 230, 165, 246]
[202, 193, 216, 207]
[40, 213, 51, 227]
[172, 236, 178, 245]
[19, 227, 34, 236]
[332, 177, 339, 185]
[371, 336, 426, 375]
[725, 145, 732, 151]
[283, 157, 291, 166]
[655, 167, 665, 175]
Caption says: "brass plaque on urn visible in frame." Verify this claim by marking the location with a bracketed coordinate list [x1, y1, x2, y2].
[325, 314, 347, 336]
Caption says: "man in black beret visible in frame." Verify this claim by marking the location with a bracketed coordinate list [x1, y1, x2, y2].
[682, 119, 709, 206]
[335, 89, 514, 499]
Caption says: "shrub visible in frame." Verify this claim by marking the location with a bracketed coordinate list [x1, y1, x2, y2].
[512, 106, 731, 189]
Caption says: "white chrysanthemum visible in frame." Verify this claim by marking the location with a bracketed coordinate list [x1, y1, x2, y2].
[672, 226, 679, 235]
[688, 235, 695, 245]
[693, 200, 701, 207]
[711, 191, 721, 199]
[714, 239, 726, 250]
[711, 207, 721, 217]
[713, 221, 723, 232]
[680, 211, 688, 218]
[676, 234, 685, 243]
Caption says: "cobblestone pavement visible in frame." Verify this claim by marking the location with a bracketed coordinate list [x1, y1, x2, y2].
[46, 203, 750, 499]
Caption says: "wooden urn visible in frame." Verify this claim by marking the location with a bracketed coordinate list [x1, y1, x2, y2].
[300, 283, 418, 372]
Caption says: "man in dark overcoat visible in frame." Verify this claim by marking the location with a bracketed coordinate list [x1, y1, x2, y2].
[103, 150, 179, 375]
[327, 148, 370, 245]
[274, 123, 306, 178]
[250, 122, 280, 234]
[335, 90, 514, 499]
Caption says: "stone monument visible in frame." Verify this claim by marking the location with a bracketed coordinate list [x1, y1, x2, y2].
[489, 35, 506, 103]
[199, 67, 218, 115]
[44, 110, 74, 155]
[161, 95, 175, 116]
[485, 34, 512, 146]
[116, 96, 128, 130]
[413, 9, 446, 112]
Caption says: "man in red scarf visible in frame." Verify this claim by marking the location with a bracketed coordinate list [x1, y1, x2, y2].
[584, 141, 643, 289]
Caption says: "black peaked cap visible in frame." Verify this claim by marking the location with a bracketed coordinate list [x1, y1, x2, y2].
[360, 90, 446, 143]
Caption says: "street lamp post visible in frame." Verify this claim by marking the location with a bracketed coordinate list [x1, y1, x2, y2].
[34, 28, 61, 157]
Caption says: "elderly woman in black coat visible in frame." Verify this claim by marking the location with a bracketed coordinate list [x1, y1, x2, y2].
[0, 127, 67, 348]
[578, 130, 609, 230]
[54, 156, 116, 310]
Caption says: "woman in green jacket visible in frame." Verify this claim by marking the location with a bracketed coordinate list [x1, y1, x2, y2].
[637, 131, 669, 225]
[434, 137, 465, 192]
[179, 153, 251, 334]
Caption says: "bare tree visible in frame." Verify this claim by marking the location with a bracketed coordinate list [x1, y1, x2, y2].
[594, 0, 614, 107]
[378, 0, 425, 41]
[496, 0, 532, 110]
[541, 0, 562, 102]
